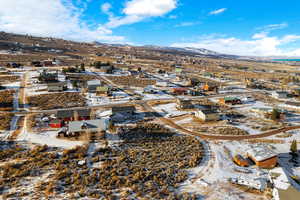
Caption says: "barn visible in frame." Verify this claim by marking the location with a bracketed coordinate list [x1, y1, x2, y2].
[246, 144, 277, 169]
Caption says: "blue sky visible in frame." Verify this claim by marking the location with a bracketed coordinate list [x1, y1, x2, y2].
[1, 0, 300, 56]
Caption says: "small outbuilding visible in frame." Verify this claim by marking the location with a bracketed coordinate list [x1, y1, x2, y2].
[47, 82, 67, 92]
[219, 97, 242, 105]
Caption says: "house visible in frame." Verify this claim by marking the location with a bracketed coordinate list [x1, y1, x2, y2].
[96, 86, 110, 96]
[251, 107, 273, 116]
[56, 109, 91, 122]
[170, 87, 188, 95]
[58, 119, 108, 137]
[31, 61, 42, 67]
[39, 70, 58, 83]
[233, 154, 249, 167]
[43, 60, 54, 67]
[272, 91, 288, 99]
[156, 81, 168, 87]
[229, 176, 267, 191]
[87, 80, 101, 93]
[176, 98, 193, 109]
[111, 106, 136, 115]
[195, 109, 220, 121]
[144, 85, 157, 94]
[203, 83, 219, 92]
[219, 97, 242, 105]
[47, 82, 67, 92]
[246, 144, 277, 169]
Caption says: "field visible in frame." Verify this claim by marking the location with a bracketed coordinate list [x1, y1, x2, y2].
[27, 92, 86, 110]
[0, 132, 204, 199]
[0, 113, 13, 130]
[0, 75, 20, 83]
[105, 75, 156, 87]
[0, 90, 14, 111]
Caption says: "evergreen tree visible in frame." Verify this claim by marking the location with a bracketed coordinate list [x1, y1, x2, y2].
[271, 109, 280, 121]
[80, 63, 85, 72]
[291, 140, 298, 154]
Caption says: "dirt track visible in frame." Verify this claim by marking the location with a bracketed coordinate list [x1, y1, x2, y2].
[142, 102, 300, 141]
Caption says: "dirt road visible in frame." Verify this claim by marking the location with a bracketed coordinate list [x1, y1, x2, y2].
[142, 102, 300, 141]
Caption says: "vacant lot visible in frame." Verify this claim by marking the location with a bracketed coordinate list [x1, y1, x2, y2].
[0, 132, 204, 199]
[0, 75, 20, 83]
[28, 92, 86, 110]
[208, 126, 249, 136]
[0, 113, 13, 130]
[0, 90, 14, 111]
[106, 75, 156, 87]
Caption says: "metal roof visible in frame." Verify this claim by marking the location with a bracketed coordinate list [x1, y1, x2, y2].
[87, 79, 101, 85]
[246, 144, 277, 162]
[68, 119, 108, 133]
[57, 109, 91, 119]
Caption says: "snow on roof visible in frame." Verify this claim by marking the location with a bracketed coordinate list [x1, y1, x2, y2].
[68, 119, 108, 133]
[246, 144, 277, 162]
[87, 79, 101, 85]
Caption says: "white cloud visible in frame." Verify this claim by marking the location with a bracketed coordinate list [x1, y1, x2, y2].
[171, 32, 300, 57]
[209, 8, 227, 15]
[169, 15, 178, 19]
[175, 22, 199, 27]
[258, 23, 288, 32]
[0, 0, 124, 42]
[101, 3, 112, 13]
[106, 0, 177, 28]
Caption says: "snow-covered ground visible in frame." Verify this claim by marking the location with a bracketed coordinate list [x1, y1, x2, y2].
[135, 90, 173, 100]
[18, 130, 83, 149]
[153, 103, 190, 117]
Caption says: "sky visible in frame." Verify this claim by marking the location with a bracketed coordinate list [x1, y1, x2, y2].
[0, 0, 300, 57]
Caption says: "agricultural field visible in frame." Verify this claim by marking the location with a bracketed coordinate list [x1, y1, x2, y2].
[27, 92, 86, 110]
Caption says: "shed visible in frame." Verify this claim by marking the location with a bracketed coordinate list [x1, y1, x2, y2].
[47, 82, 67, 92]
[49, 119, 62, 129]
[96, 86, 109, 96]
[233, 154, 249, 167]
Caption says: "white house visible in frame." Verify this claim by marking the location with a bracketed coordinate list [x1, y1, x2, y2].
[272, 91, 288, 99]
[195, 109, 220, 121]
